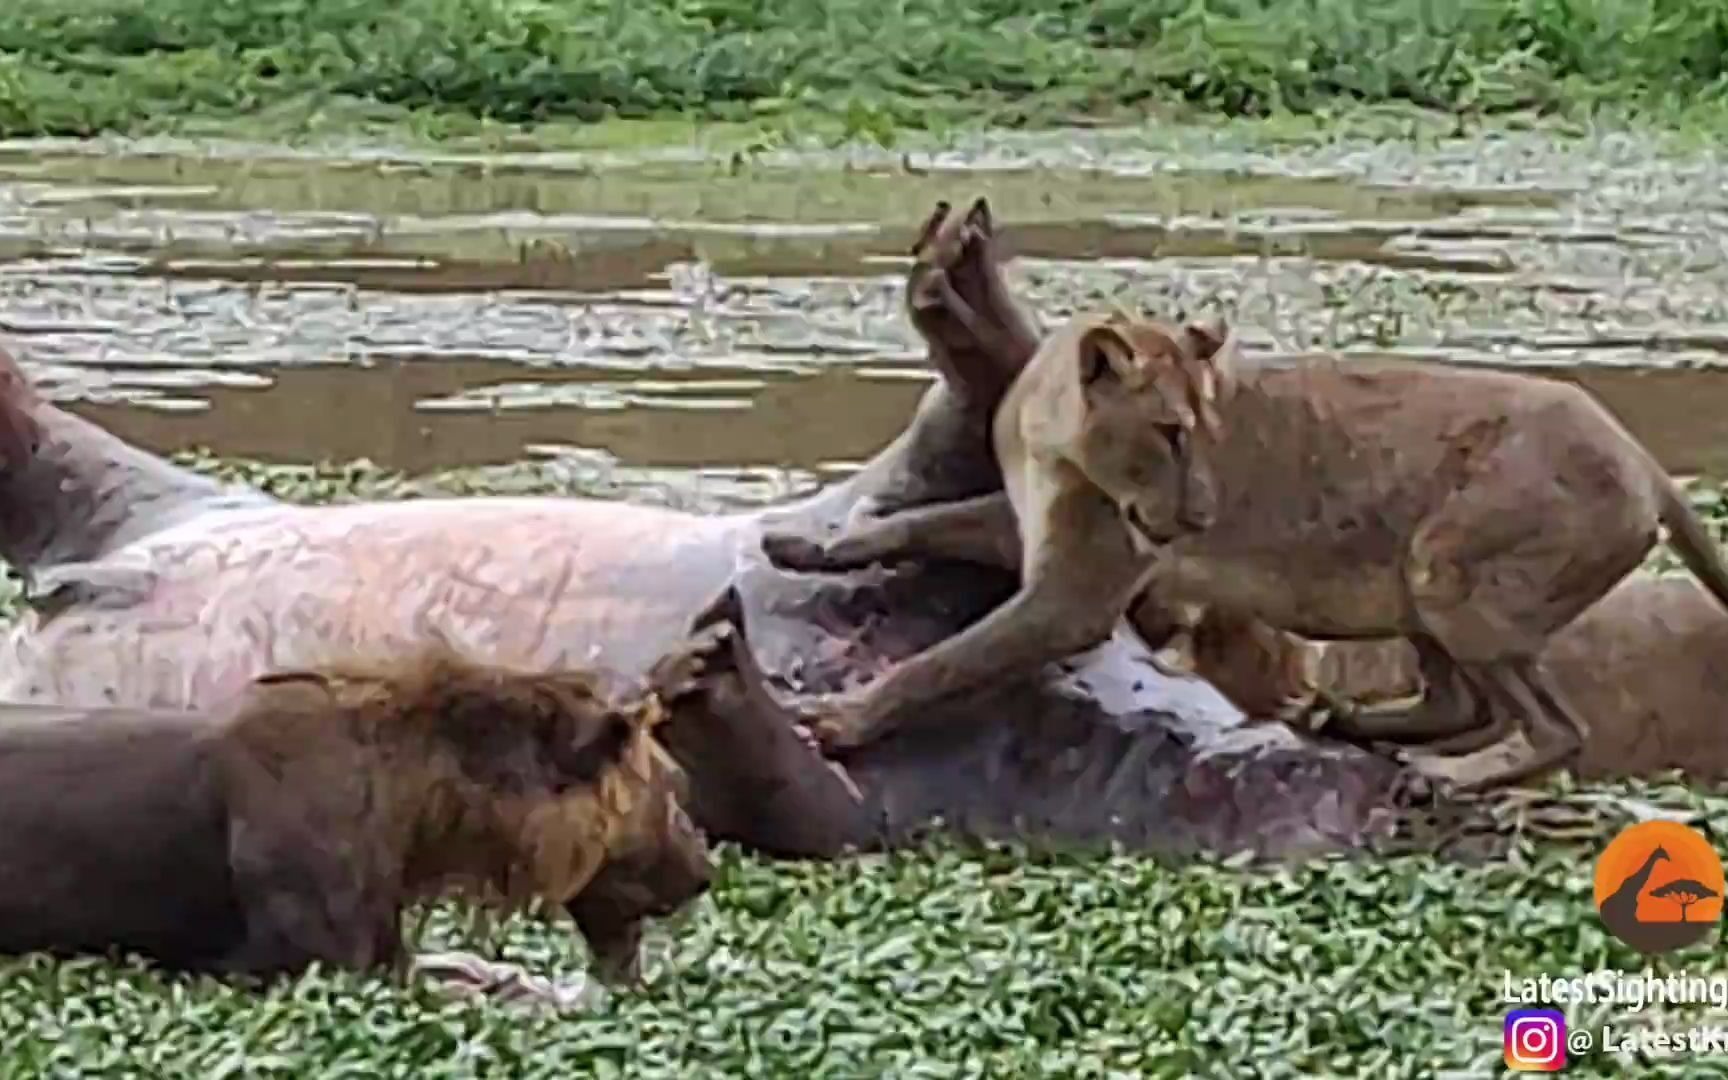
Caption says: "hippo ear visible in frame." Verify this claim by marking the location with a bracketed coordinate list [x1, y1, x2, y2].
[1077, 323, 1140, 391]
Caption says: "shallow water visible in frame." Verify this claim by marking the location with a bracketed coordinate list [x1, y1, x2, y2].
[3, 127, 1727, 503]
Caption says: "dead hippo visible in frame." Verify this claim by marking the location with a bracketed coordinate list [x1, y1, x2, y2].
[0, 198, 1414, 863]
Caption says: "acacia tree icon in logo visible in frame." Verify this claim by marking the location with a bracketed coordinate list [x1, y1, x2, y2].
[1594, 822, 1726, 955]
[1650, 879, 1720, 923]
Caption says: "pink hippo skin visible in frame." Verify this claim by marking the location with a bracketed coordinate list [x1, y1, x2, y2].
[0, 199, 1415, 863]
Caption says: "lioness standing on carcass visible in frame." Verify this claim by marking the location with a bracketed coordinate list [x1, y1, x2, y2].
[765, 311, 1728, 793]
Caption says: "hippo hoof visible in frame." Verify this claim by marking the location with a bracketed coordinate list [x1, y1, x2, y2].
[761, 532, 835, 572]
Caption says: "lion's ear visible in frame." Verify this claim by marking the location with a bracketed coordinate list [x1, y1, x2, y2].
[1183, 319, 1238, 387]
[1182, 319, 1239, 434]
[1077, 324, 1139, 390]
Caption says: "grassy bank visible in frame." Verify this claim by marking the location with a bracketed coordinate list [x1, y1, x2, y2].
[0, 455, 1722, 1077]
[1, 0, 1727, 141]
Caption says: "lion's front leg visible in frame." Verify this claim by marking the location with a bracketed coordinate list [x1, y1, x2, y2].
[798, 482, 1148, 751]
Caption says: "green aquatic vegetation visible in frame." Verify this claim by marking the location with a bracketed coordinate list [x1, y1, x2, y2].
[0, 826, 1726, 1076]
[2, 0, 1728, 139]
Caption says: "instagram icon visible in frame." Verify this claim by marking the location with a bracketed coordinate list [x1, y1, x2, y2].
[1504, 1009, 1567, 1071]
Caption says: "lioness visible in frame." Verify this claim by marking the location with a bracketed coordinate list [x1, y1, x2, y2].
[765, 312, 1728, 792]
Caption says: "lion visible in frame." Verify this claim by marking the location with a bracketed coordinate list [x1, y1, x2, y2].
[0, 646, 713, 994]
[762, 311, 1728, 794]
[1142, 573, 1728, 783]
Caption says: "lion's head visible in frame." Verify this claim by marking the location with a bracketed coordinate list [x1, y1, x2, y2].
[244, 653, 713, 981]
[1064, 312, 1240, 548]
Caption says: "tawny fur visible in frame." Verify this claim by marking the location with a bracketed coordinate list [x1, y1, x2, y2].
[759, 315, 1205, 755]
[1047, 312, 1728, 791]
[231, 652, 686, 914]
[0, 648, 711, 986]
[761, 310, 1728, 796]
[1157, 574, 1728, 782]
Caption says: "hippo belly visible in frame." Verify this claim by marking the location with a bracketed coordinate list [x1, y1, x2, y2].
[0, 497, 750, 709]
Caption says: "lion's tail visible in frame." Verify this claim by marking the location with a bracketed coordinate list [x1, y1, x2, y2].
[1656, 468, 1728, 615]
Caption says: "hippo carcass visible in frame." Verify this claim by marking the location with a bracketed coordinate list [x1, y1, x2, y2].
[0, 199, 1410, 863]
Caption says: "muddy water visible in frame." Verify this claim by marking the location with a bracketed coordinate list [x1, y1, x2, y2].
[72, 356, 926, 475]
[2, 130, 1728, 498]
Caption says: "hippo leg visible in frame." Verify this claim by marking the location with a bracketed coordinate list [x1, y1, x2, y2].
[658, 589, 877, 857]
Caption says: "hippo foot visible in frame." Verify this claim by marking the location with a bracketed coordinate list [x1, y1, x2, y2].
[673, 583, 870, 822]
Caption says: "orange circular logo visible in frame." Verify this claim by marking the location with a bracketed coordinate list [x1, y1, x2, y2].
[1594, 821, 1724, 955]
